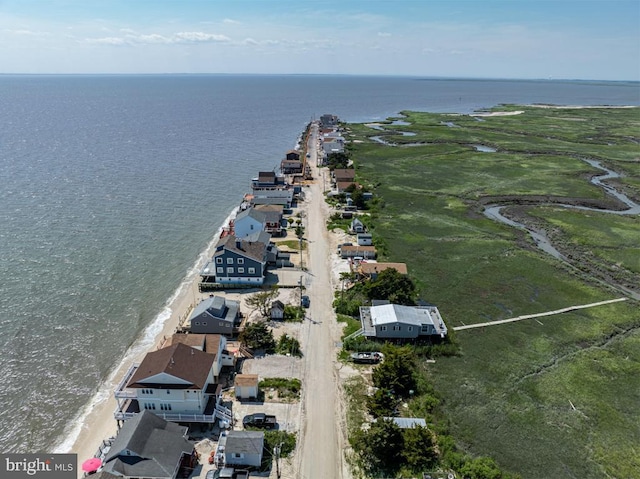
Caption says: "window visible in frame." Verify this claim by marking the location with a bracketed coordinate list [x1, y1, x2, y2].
[238, 258, 244, 265]
[227, 267, 234, 274]
[248, 267, 255, 274]
[380, 326, 387, 331]
[408, 326, 413, 332]
[226, 258, 234, 264]
[216, 267, 224, 274]
[195, 322, 200, 326]
[167, 390, 170, 394]
[393, 325, 401, 331]
[216, 257, 222, 264]
[237, 267, 245, 274]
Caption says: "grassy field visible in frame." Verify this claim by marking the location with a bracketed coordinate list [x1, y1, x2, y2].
[344, 105, 640, 478]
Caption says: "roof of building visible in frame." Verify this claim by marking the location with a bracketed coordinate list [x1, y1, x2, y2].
[382, 417, 427, 429]
[225, 431, 264, 456]
[235, 374, 259, 387]
[235, 207, 267, 226]
[214, 235, 268, 263]
[253, 205, 283, 223]
[103, 410, 192, 479]
[189, 295, 240, 324]
[336, 181, 355, 192]
[369, 304, 446, 334]
[258, 171, 276, 181]
[340, 245, 377, 253]
[333, 168, 355, 179]
[245, 230, 272, 246]
[168, 333, 225, 357]
[359, 262, 408, 276]
[126, 343, 215, 389]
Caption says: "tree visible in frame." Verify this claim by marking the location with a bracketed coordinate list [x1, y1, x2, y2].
[403, 425, 437, 471]
[353, 418, 404, 476]
[276, 334, 302, 357]
[366, 387, 398, 418]
[326, 152, 350, 170]
[459, 457, 504, 479]
[365, 268, 417, 305]
[372, 345, 417, 398]
[239, 321, 276, 353]
[245, 287, 279, 318]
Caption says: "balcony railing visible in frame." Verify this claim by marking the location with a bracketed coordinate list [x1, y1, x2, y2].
[114, 364, 139, 399]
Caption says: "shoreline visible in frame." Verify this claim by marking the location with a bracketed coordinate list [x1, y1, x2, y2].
[57, 205, 240, 473]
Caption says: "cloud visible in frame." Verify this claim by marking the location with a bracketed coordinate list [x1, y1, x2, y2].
[223, 18, 240, 25]
[84, 31, 231, 46]
[377, 32, 391, 37]
[85, 36, 128, 46]
[174, 32, 230, 43]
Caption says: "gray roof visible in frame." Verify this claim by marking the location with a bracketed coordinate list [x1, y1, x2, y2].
[245, 230, 271, 245]
[253, 205, 283, 223]
[235, 207, 267, 224]
[369, 304, 447, 335]
[103, 410, 192, 479]
[214, 235, 267, 263]
[225, 430, 264, 456]
[383, 417, 427, 429]
[190, 295, 239, 324]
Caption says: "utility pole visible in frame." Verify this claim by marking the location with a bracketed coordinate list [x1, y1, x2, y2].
[274, 443, 281, 479]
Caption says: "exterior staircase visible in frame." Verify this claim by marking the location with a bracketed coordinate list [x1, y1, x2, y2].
[214, 404, 234, 425]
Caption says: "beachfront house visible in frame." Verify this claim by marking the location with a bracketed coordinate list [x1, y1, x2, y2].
[235, 206, 284, 237]
[250, 189, 294, 208]
[113, 343, 233, 425]
[359, 303, 448, 340]
[320, 114, 339, 128]
[280, 159, 303, 175]
[251, 171, 286, 189]
[102, 410, 197, 479]
[234, 208, 266, 238]
[188, 296, 241, 336]
[224, 431, 264, 468]
[200, 235, 268, 286]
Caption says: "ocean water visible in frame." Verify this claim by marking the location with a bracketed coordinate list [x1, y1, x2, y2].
[0, 75, 637, 453]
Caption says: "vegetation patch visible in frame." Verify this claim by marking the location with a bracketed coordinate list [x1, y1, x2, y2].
[339, 106, 640, 478]
[259, 377, 302, 401]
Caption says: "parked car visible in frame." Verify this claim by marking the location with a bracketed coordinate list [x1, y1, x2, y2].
[301, 295, 310, 308]
[242, 413, 277, 429]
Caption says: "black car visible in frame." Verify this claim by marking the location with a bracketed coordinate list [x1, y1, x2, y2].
[301, 295, 310, 308]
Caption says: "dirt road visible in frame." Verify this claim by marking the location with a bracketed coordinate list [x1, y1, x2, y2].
[294, 122, 350, 479]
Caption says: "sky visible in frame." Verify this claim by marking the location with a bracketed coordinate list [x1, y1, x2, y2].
[0, 0, 638, 80]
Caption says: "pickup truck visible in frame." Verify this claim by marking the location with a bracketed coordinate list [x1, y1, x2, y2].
[242, 413, 277, 429]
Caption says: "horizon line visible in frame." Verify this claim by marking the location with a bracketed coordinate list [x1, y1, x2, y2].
[0, 72, 638, 83]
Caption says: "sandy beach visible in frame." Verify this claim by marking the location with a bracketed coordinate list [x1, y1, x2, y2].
[67, 215, 235, 475]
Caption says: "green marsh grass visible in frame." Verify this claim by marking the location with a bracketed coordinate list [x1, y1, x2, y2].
[344, 106, 640, 478]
